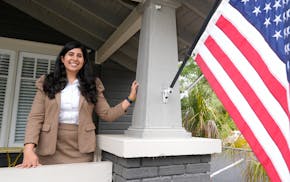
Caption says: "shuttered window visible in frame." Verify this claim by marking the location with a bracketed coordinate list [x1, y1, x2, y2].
[9, 52, 56, 147]
[0, 49, 16, 147]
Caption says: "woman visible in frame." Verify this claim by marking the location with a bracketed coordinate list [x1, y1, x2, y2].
[16, 41, 138, 168]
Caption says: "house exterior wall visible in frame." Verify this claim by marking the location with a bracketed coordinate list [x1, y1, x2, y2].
[97, 60, 136, 134]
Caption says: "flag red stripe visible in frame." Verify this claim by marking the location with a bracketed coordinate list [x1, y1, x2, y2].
[205, 35, 290, 169]
[216, 15, 289, 117]
[195, 54, 281, 182]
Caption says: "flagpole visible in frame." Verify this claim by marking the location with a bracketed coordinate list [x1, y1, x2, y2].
[169, 0, 222, 89]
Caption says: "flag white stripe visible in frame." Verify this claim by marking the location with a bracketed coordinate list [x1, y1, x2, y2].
[210, 24, 290, 144]
[222, 2, 288, 90]
[198, 43, 289, 181]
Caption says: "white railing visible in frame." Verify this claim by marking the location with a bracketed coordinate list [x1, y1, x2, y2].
[0, 161, 112, 182]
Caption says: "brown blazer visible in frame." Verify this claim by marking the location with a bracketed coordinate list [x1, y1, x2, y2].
[24, 75, 125, 156]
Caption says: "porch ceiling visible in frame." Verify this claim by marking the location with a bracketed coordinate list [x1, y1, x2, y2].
[1, 0, 216, 71]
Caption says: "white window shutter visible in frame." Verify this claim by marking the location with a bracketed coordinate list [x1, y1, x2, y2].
[9, 52, 56, 147]
[0, 49, 16, 147]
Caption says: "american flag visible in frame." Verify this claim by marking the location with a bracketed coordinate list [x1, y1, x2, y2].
[192, 0, 290, 181]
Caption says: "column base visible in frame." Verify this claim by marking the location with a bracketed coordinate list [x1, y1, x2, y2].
[102, 151, 211, 182]
[125, 127, 191, 138]
[97, 134, 222, 158]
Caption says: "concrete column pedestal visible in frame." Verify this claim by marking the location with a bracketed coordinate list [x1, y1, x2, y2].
[97, 134, 221, 182]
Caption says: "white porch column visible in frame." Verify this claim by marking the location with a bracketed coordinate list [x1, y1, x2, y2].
[125, 0, 190, 138]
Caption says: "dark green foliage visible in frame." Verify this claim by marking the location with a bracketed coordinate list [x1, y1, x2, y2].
[180, 58, 236, 139]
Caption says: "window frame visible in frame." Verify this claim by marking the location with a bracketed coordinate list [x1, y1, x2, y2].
[8, 51, 56, 147]
[0, 49, 17, 147]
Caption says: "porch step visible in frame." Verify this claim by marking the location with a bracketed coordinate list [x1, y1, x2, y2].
[0, 161, 112, 182]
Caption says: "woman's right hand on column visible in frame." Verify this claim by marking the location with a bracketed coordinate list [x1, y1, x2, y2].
[16, 143, 41, 168]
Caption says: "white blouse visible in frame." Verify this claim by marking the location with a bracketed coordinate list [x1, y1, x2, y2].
[59, 79, 80, 125]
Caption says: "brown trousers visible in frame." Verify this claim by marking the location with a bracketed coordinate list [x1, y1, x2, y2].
[38, 124, 94, 165]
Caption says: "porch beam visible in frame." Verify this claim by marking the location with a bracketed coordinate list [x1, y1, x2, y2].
[96, 4, 143, 64]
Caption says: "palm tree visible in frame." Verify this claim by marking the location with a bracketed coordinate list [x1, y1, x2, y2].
[181, 84, 220, 138]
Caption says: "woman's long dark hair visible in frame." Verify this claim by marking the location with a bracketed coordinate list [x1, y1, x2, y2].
[43, 41, 97, 104]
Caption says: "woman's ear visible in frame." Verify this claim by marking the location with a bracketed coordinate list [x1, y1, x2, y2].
[61, 56, 64, 63]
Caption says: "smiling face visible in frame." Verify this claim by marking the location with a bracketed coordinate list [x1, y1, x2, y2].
[61, 48, 85, 75]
